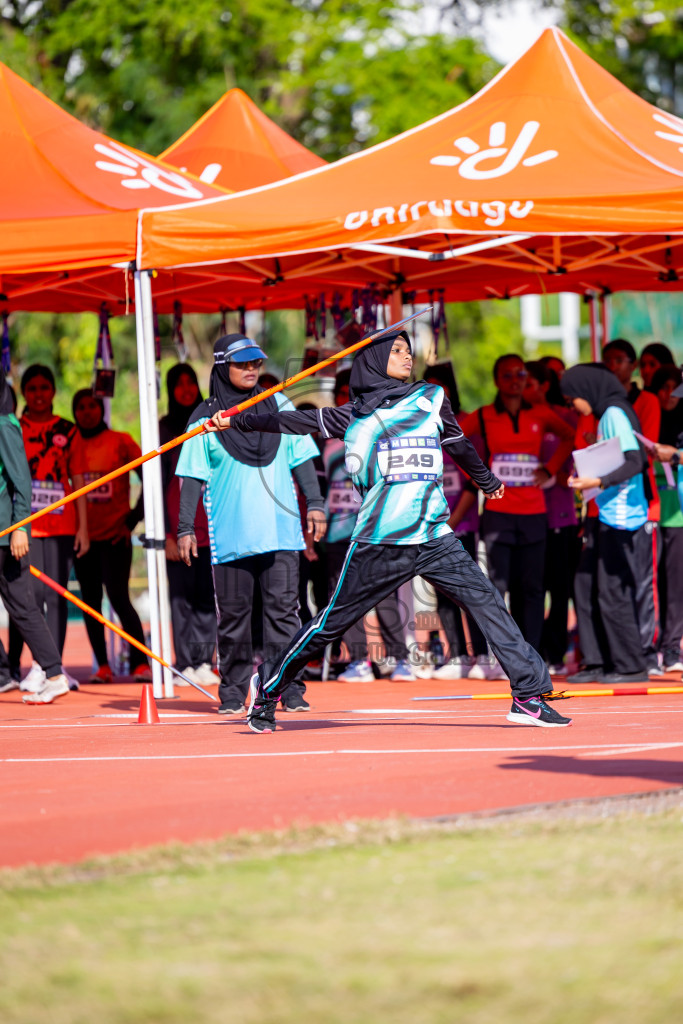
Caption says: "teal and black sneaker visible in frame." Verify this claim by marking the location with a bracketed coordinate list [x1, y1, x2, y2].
[507, 695, 572, 728]
[247, 672, 278, 734]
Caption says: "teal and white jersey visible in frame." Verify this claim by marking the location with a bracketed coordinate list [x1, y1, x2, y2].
[175, 392, 319, 564]
[342, 386, 452, 544]
[595, 406, 648, 531]
[235, 382, 499, 548]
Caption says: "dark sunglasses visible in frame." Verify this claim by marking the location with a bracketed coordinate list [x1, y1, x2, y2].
[231, 359, 264, 369]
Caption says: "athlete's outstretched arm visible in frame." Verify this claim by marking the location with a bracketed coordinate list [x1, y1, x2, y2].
[440, 401, 502, 494]
[209, 404, 352, 439]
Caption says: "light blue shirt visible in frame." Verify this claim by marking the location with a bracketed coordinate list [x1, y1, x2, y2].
[595, 407, 648, 531]
[176, 393, 319, 563]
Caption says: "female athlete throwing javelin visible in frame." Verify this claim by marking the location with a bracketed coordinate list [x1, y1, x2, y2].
[207, 330, 572, 733]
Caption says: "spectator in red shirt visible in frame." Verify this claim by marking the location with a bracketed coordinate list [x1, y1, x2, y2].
[9, 364, 88, 693]
[639, 343, 675, 391]
[460, 354, 574, 656]
[69, 389, 150, 683]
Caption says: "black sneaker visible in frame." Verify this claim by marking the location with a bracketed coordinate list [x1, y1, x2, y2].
[507, 695, 572, 728]
[218, 699, 246, 715]
[566, 666, 604, 684]
[247, 672, 277, 733]
[281, 694, 310, 712]
[602, 670, 648, 684]
[0, 677, 19, 694]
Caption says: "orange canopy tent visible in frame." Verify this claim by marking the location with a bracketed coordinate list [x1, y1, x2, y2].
[0, 62, 222, 276]
[137, 27, 683, 305]
[0, 62, 226, 698]
[159, 87, 325, 190]
[0, 76, 326, 313]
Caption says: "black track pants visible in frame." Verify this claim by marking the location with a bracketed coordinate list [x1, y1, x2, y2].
[212, 550, 306, 704]
[258, 533, 551, 701]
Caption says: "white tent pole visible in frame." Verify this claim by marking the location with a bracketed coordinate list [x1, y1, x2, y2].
[137, 270, 175, 697]
[133, 270, 164, 699]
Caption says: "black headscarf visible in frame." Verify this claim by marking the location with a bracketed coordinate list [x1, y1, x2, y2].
[562, 364, 647, 469]
[0, 369, 15, 417]
[160, 363, 203, 440]
[72, 388, 107, 439]
[189, 333, 280, 467]
[349, 329, 421, 415]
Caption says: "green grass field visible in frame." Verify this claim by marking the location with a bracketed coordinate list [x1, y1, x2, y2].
[1, 797, 682, 1024]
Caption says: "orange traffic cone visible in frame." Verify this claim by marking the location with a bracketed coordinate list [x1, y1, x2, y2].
[136, 684, 160, 725]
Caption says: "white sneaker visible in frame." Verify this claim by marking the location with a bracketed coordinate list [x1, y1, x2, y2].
[468, 655, 508, 681]
[433, 657, 472, 680]
[548, 663, 568, 677]
[19, 662, 46, 693]
[414, 659, 436, 680]
[64, 670, 80, 692]
[175, 666, 197, 686]
[193, 663, 220, 685]
[22, 674, 70, 704]
[484, 658, 509, 681]
[466, 655, 490, 680]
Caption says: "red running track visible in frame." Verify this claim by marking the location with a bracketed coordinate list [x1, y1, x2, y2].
[2, 646, 683, 868]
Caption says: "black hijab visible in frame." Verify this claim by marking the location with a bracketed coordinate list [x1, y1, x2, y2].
[0, 368, 15, 417]
[189, 333, 280, 467]
[562, 364, 647, 468]
[72, 388, 107, 439]
[349, 329, 421, 415]
[160, 363, 203, 440]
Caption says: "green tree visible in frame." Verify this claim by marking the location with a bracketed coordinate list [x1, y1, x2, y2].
[559, 1, 683, 114]
[1, 1, 498, 159]
[443, 299, 526, 411]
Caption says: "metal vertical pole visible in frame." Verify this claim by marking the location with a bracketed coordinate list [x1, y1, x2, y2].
[600, 293, 611, 350]
[137, 271, 175, 697]
[133, 270, 164, 699]
[588, 296, 601, 361]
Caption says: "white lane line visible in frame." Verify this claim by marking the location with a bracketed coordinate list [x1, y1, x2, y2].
[588, 742, 683, 757]
[3, 741, 683, 763]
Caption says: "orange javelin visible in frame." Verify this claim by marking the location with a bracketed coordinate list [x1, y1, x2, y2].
[0, 309, 429, 541]
[29, 565, 216, 700]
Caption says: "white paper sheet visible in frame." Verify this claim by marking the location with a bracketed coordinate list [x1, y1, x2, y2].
[634, 431, 675, 487]
[572, 436, 624, 501]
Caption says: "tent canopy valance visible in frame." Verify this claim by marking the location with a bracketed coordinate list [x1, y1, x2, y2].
[135, 28, 683, 302]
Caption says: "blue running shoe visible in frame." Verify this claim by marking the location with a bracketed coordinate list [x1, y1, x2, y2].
[390, 659, 416, 682]
[337, 659, 374, 682]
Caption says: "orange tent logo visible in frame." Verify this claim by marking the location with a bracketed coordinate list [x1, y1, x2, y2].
[94, 141, 205, 200]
